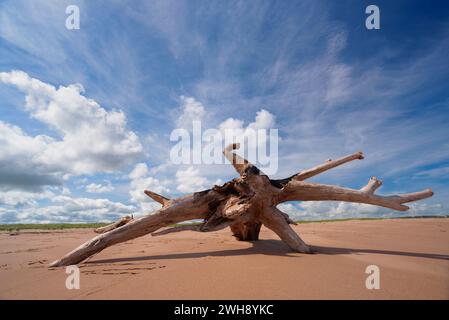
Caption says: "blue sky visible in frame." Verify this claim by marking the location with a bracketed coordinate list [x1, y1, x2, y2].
[0, 0, 448, 223]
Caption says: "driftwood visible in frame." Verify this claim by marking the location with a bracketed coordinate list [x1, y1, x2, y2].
[94, 215, 133, 234]
[50, 144, 433, 267]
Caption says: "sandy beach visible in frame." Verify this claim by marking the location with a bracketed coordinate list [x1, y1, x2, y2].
[0, 218, 448, 300]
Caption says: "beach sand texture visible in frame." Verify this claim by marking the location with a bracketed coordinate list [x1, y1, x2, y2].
[0, 218, 448, 299]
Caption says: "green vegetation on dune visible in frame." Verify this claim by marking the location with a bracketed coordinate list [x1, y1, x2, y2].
[0, 223, 108, 232]
[295, 215, 449, 224]
[296, 217, 381, 224]
[0, 222, 201, 232]
[0, 215, 447, 232]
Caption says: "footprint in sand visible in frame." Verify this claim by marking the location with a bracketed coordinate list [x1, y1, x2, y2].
[28, 259, 48, 268]
[81, 264, 166, 276]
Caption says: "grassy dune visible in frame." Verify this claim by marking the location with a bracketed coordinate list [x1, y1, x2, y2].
[0, 215, 447, 232]
[0, 223, 108, 231]
[295, 215, 448, 224]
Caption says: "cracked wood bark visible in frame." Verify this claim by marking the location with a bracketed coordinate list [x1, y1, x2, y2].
[49, 143, 434, 267]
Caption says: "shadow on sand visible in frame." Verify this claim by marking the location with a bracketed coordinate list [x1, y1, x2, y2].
[87, 239, 449, 265]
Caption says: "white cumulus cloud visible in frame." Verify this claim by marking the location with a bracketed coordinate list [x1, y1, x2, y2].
[0, 192, 135, 224]
[0, 70, 143, 190]
[176, 95, 205, 129]
[0, 189, 54, 207]
[85, 182, 114, 193]
[176, 166, 209, 193]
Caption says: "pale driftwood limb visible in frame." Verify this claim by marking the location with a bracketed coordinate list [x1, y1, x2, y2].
[261, 207, 312, 253]
[144, 190, 170, 207]
[278, 181, 433, 211]
[49, 190, 225, 267]
[360, 176, 382, 194]
[292, 151, 364, 181]
[270, 151, 364, 188]
[94, 215, 133, 234]
[50, 145, 433, 267]
[223, 143, 260, 176]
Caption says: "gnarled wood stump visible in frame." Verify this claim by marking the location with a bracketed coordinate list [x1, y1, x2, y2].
[50, 144, 433, 267]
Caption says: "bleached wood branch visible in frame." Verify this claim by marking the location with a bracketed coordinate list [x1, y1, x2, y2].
[94, 215, 133, 234]
[144, 190, 170, 207]
[223, 143, 261, 176]
[260, 207, 311, 253]
[360, 176, 382, 194]
[277, 180, 433, 211]
[293, 151, 364, 181]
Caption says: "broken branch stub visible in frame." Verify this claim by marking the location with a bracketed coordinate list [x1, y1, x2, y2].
[94, 215, 134, 234]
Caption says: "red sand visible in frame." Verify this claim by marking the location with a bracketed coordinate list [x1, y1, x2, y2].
[0, 218, 448, 299]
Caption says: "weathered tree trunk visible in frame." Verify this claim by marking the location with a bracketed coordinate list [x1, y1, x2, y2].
[49, 144, 433, 267]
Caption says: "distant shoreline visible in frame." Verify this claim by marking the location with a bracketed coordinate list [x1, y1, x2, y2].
[1, 215, 448, 231]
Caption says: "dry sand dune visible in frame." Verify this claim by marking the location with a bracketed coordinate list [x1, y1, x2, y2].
[0, 218, 448, 299]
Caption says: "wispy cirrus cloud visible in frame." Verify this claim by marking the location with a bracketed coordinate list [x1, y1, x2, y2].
[0, 0, 448, 223]
[85, 182, 114, 194]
